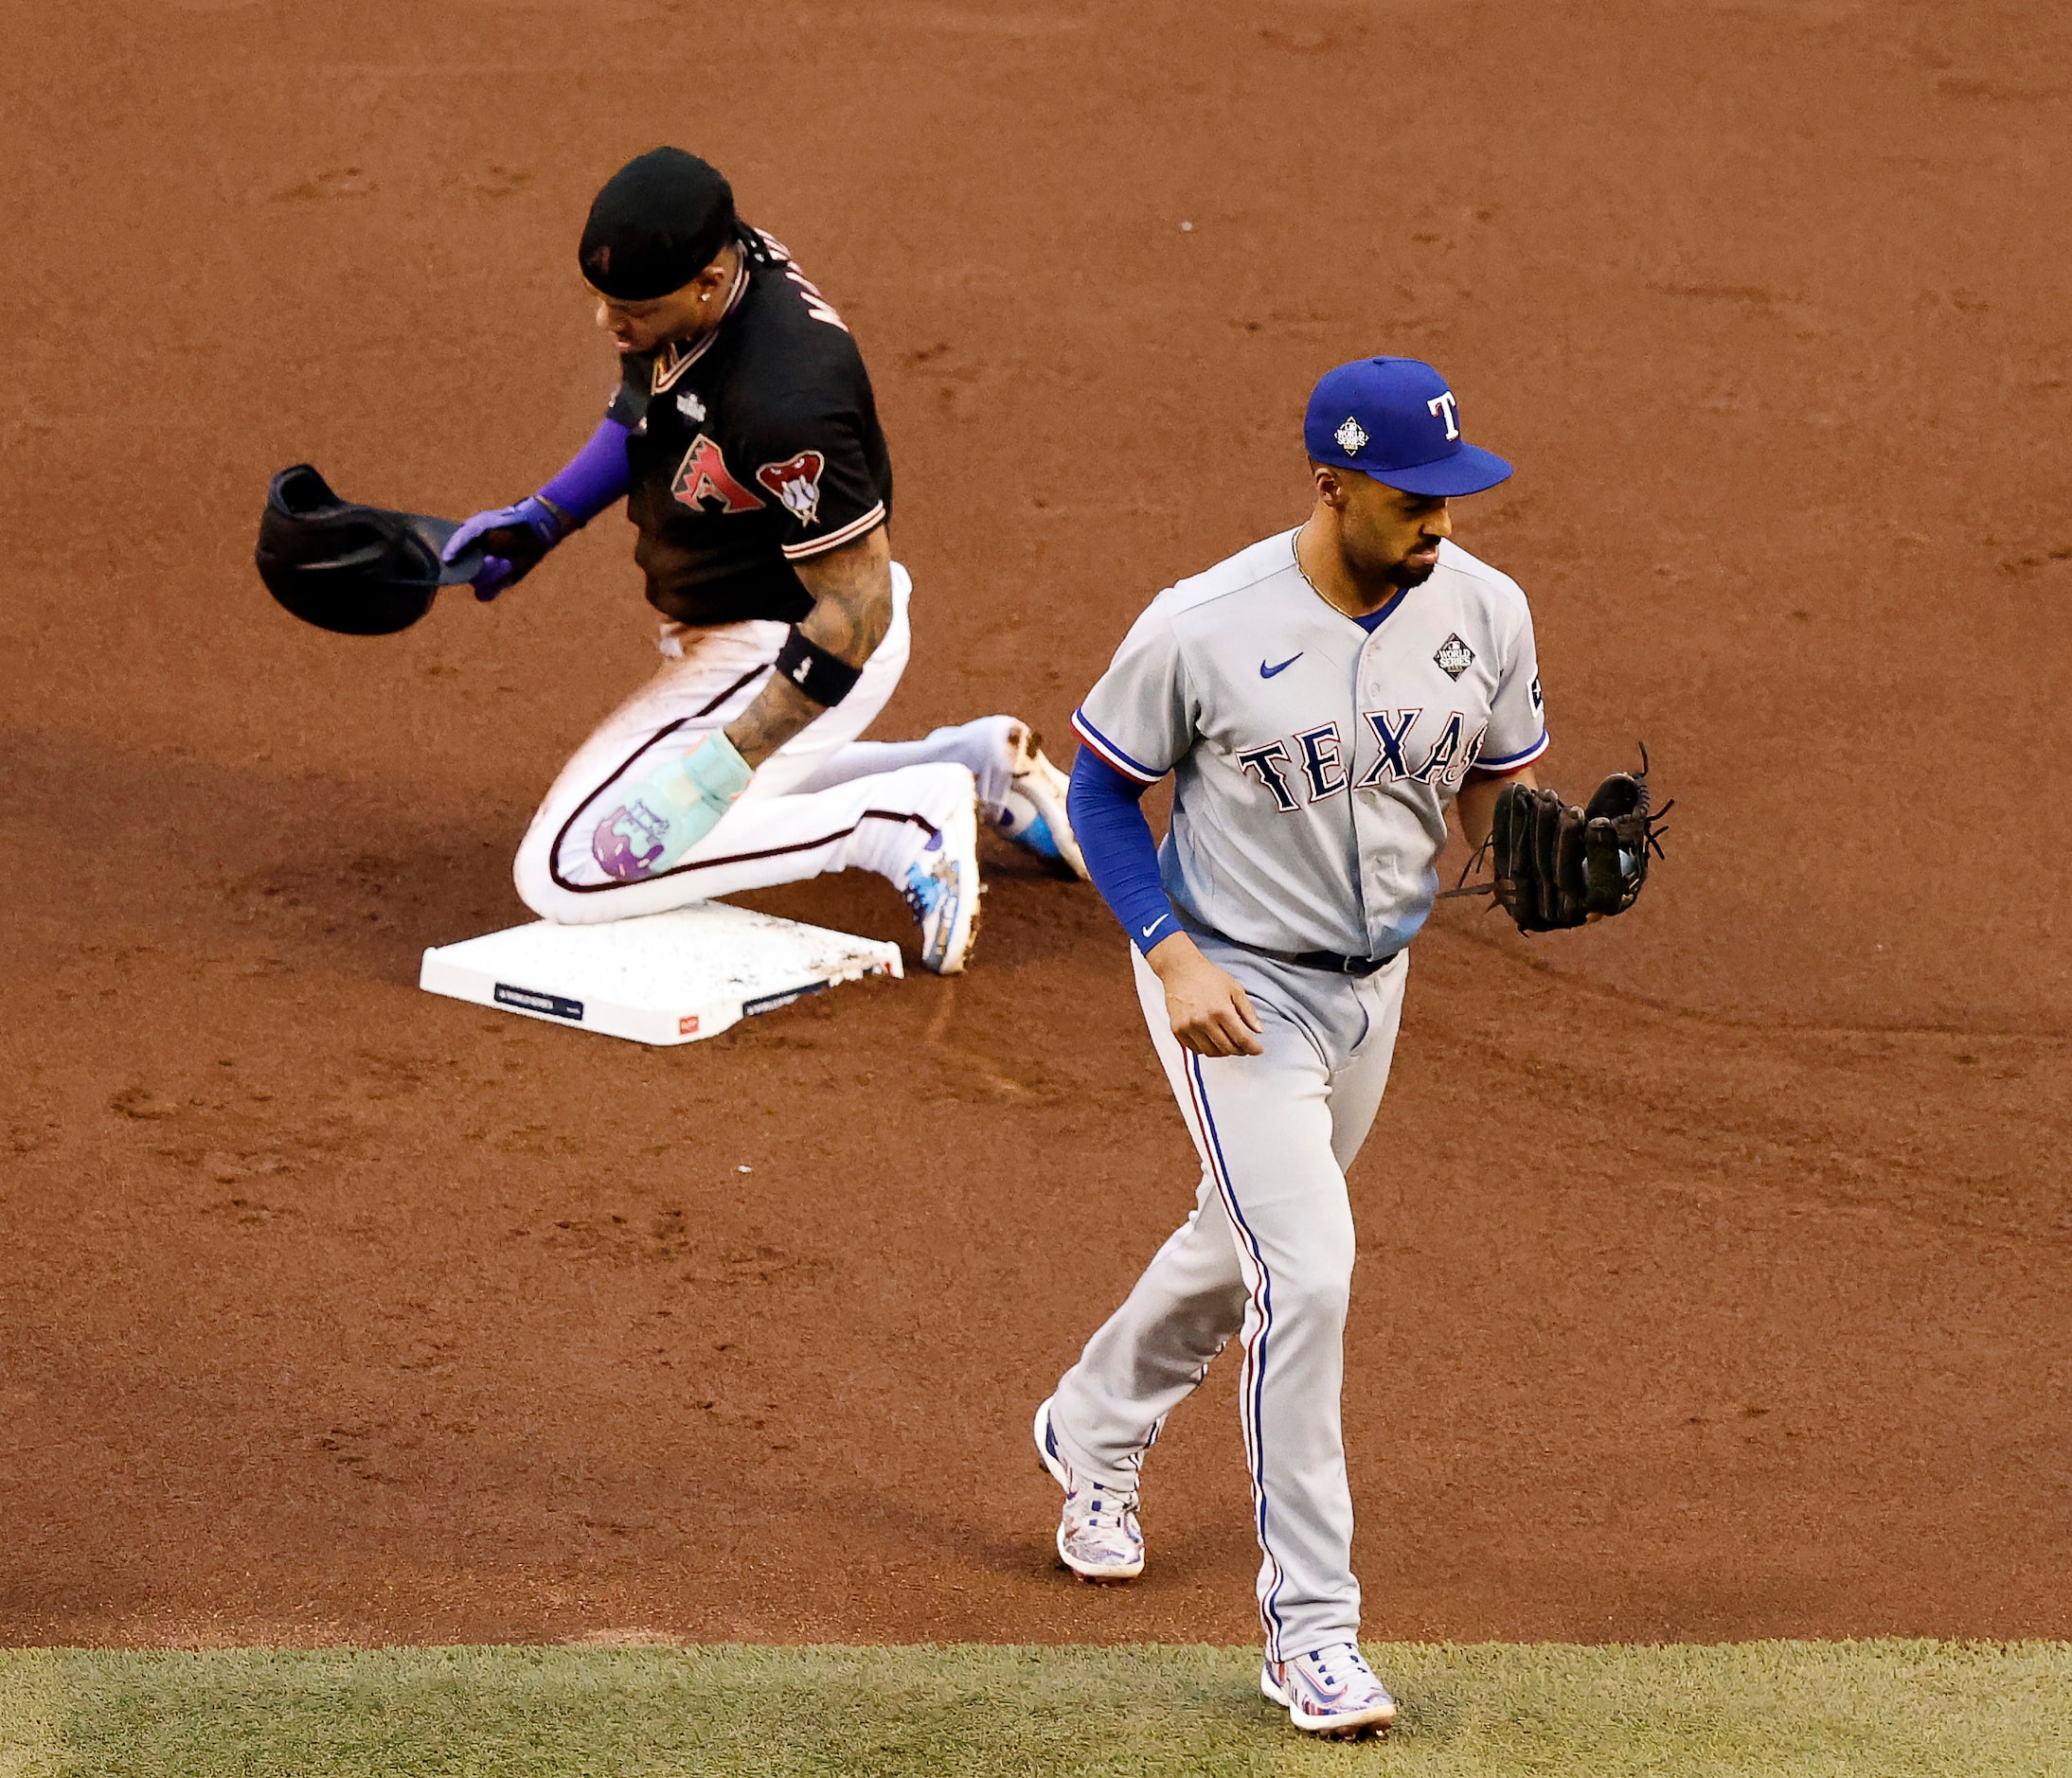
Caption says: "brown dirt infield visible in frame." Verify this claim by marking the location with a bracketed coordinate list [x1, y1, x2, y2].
[3, 0, 2068, 1648]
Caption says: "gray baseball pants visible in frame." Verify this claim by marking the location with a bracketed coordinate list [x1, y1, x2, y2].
[1048, 934, 1407, 1660]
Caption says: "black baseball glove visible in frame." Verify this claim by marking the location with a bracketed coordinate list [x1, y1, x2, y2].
[1487, 749, 1670, 933]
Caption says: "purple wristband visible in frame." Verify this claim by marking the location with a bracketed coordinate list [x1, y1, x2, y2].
[537, 418, 633, 527]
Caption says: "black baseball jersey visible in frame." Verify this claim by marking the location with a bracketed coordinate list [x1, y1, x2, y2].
[607, 232, 893, 627]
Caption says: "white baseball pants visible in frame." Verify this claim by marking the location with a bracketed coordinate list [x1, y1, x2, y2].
[1048, 935, 1408, 1661]
[514, 564, 1010, 923]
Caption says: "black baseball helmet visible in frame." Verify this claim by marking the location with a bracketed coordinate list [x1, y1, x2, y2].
[256, 464, 483, 636]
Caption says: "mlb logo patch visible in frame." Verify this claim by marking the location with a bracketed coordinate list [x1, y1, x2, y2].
[1433, 633, 1475, 680]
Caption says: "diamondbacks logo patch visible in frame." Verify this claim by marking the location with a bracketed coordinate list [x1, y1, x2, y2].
[670, 434, 766, 514]
[756, 451, 827, 525]
[1433, 633, 1475, 680]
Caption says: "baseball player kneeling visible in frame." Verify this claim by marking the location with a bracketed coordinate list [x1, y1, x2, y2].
[442, 149, 1086, 972]
[1034, 358, 1656, 1738]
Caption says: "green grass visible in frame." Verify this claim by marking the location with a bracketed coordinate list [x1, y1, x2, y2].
[2, 1642, 2067, 1777]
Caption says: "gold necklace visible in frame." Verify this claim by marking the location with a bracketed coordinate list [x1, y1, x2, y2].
[1292, 523, 1360, 620]
[1293, 521, 1406, 624]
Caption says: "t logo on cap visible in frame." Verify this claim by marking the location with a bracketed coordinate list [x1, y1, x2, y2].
[1302, 357, 1510, 498]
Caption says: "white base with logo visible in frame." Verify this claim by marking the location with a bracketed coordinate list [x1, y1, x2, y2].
[418, 902, 903, 1045]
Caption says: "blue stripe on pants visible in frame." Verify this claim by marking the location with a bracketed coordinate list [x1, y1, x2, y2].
[1187, 1049, 1289, 1648]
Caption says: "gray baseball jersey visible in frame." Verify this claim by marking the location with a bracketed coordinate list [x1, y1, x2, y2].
[1072, 527, 1546, 958]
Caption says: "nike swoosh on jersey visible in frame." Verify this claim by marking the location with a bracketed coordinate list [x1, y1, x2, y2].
[1260, 653, 1302, 678]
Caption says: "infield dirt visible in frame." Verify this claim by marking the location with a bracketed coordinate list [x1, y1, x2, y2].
[2, 0, 2067, 1647]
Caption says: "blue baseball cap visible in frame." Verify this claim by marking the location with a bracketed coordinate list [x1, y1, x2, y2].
[1302, 357, 1512, 497]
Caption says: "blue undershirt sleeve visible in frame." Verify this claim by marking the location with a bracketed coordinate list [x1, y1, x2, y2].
[1067, 746, 1179, 952]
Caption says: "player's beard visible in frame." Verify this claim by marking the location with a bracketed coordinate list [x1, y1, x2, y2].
[1362, 548, 1438, 595]
[1334, 524, 1440, 601]
[1341, 524, 1439, 596]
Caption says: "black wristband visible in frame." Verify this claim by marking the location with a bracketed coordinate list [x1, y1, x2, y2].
[773, 627, 864, 707]
[532, 493, 576, 540]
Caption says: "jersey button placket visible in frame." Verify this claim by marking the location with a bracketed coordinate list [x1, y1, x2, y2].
[1352, 635, 1388, 953]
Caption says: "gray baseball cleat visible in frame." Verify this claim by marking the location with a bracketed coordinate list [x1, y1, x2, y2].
[1260, 1643, 1397, 1738]
[1033, 1396, 1144, 1582]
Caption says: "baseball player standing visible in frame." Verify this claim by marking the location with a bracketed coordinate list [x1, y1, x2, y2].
[441, 148, 1085, 970]
[1033, 359, 1560, 1738]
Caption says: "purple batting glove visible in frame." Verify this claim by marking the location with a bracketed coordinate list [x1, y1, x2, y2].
[442, 496, 564, 601]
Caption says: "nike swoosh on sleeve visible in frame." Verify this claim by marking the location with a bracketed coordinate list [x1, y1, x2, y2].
[1141, 916, 1169, 937]
[1260, 653, 1302, 678]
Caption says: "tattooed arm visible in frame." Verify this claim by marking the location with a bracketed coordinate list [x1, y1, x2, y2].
[722, 525, 893, 768]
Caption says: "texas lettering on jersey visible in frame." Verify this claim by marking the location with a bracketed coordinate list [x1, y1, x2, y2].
[1237, 711, 1486, 811]
[1072, 530, 1545, 959]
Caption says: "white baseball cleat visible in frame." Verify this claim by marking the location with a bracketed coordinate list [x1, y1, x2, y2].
[1260, 1643, 1397, 1738]
[1033, 1396, 1144, 1582]
[991, 722, 1088, 880]
[900, 783, 981, 974]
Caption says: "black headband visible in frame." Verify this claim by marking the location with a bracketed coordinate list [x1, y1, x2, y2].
[580, 147, 738, 300]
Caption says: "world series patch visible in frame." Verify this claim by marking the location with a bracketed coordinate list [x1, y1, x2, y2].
[1433, 633, 1475, 680]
